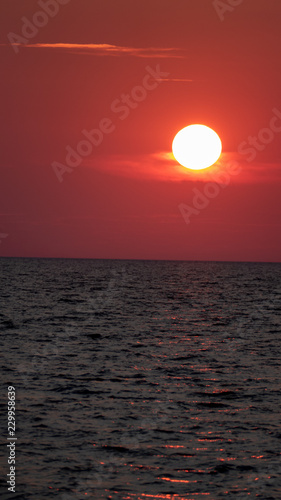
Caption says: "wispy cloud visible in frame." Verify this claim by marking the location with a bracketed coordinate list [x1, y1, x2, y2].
[10, 42, 184, 58]
[159, 78, 194, 82]
[82, 152, 215, 182]
[82, 151, 281, 183]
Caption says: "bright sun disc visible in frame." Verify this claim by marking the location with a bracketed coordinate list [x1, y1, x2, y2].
[172, 124, 222, 170]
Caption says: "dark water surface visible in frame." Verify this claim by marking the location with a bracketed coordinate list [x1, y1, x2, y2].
[1, 258, 281, 499]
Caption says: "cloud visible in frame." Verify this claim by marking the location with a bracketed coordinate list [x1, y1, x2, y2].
[82, 151, 281, 184]
[82, 152, 223, 182]
[158, 78, 194, 82]
[10, 42, 184, 58]
[82, 151, 183, 181]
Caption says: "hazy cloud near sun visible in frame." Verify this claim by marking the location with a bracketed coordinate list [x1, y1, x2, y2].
[8, 42, 185, 58]
[82, 152, 281, 184]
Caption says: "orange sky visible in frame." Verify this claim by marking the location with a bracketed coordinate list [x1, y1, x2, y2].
[1, 0, 281, 261]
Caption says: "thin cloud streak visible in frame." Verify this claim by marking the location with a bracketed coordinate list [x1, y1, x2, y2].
[10, 42, 185, 58]
[82, 152, 281, 184]
[160, 78, 194, 82]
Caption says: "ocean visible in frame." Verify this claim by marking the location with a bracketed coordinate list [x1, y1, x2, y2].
[1, 258, 281, 499]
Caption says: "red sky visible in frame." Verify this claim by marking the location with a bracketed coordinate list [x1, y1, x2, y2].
[1, 0, 281, 261]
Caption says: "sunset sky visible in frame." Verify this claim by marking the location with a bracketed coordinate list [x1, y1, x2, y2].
[1, 0, 281, 261]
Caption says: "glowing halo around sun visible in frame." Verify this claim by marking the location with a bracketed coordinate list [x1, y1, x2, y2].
[172, 124, 222, 170]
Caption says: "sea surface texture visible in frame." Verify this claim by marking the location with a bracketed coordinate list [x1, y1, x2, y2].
[1, 258, 281, 499]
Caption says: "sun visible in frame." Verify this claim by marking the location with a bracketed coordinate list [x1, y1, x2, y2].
[172, 124, 222, 170]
